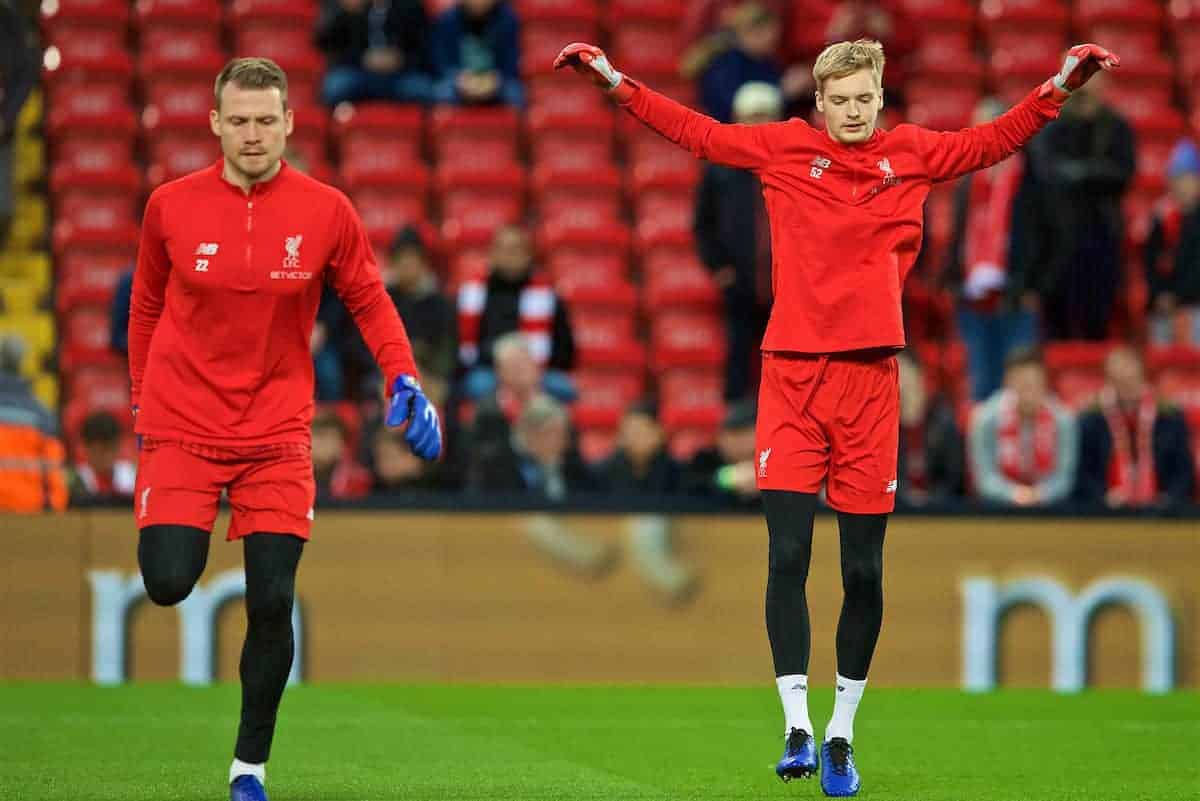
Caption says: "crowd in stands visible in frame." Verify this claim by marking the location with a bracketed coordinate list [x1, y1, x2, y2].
[1, 0, 1199, 513]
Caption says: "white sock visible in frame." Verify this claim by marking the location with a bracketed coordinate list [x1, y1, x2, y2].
[776, 674, 813, 736]
[230, 759, 265, 785]
[826, 674, 867, 743]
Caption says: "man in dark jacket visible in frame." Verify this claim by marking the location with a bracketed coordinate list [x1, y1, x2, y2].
[385, 225, 457, 384]
[896, 350, 964, 506]
[694, 81, 781, 400]
[1076, 346, 1195, 509]
[598, 400, 683, 495]
[1144, 139, 1200, 345]
[430, 0, 523, 107]
[315, 0, 433, 106]
[458, 225, 575, 400]
[683, 400, 760, 506]
[1027, 73, 1135, 340]
[699, 3, 783, 123]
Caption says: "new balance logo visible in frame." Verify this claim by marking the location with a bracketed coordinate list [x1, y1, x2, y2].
[790, 683, 806, 692]
[194, 242, 219, 256]
[809, 156, 832, 180]
[837, 685, 846, 693]
[885, 479, 897, 494]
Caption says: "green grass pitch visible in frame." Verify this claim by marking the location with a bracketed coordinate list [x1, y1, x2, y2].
[1, 684, 1196, 800]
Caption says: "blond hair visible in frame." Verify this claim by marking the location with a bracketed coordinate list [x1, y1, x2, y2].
[813, 39, 885, 93]
[214, 57, 289, 110]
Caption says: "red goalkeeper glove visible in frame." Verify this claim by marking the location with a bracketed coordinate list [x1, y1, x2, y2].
[1040, 44, 1120, 102]
[553, 42, 635, 102]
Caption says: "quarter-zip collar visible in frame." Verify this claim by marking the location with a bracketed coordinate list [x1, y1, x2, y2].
[211, 158, 291, 199]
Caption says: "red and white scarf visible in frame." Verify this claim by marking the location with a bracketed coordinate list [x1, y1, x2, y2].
[996, 391, 1058, 485]
[962, 158, 1023, 311]
[457, 274, 556, 367]
[1099, 388, 1158, 505]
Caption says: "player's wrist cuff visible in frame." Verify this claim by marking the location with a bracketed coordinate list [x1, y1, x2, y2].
[1038, 78, 1070, 105]
[609, 75, 637, 104]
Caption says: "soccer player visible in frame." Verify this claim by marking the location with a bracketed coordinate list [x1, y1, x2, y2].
[556, 38, 1118, 797]
[128, 57, 442, 801]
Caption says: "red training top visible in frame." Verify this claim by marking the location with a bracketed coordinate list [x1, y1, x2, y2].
[129, 160, 418, 446]
[619, 83, 1064, 353]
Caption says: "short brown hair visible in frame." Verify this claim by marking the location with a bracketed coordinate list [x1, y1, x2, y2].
[813, 39, 885, 93]
[214, 57, 289, 110]
[1004, 344, 1044, 374]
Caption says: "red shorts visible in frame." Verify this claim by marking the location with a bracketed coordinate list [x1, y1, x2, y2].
[133, 439, 315, 540]
[755, 350, 900, 514]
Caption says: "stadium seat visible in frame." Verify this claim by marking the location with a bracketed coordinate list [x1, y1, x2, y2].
[659, 368, 724, 431]
[1075, 0, 1163, 29]
[1044, 341, 1114, 409]
[227, 0, 318, 31]
[429, 106, 520, 156]
[1170, 0, 1200, 32]
[521, 24, 599, 78]
[987, 33, 1065, 83]
[977, 0, 1068, 34]
[545, 247, 628, 285]
[571, 367, 645, 430]
[633, 192, 695, 254]
[555, 263, 637, 311]
[641, 250, 720, 311]
[526, 77, 613, 128]
[43, 24, 127, 56]
[52, 221, 138, 269]
[66, 364, 129, 409]
[145, 136, 219, 186]
[515, 0, 599, 25]
[607, 0, 684, 26]
[51, 162, 141, 223]
[232, 27, 321, 65]
[895, 0, 974, 28]
[651, 312, 725, 371]
[537, 218, 630, 259]
[56, 256, 129, 314]
[627, 143, 700, 194]
[140, 81, 217, 134]
[912, 40, 986, 86]
[135, 0, 222, 30]
[41, 36, 134, 88]
[1149, 346, 1200, 412]
[139, 26, 218, 55]
[139, 43, 227, 85]
[610, 26, 681, 78]
[60, 304, 116, 367]
[435, 163, 526, 235]
[572, 312, 646, 370]
[350, 188, 429, 247]
[333, 102, 423, 155]
[39, 0, 131, 31]
[45, 83, 137, 143]
[1104, 85, 1184, 136]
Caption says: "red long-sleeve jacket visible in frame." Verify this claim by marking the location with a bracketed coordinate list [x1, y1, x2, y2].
[620, 83, 1064, 353]
[129, 161, 417, 446]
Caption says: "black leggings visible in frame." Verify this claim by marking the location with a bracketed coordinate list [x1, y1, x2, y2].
[762, 490, 887, 681]
[138, 525, 304, 764]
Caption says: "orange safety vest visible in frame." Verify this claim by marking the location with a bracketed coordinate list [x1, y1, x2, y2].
[0, 421, 68, 512]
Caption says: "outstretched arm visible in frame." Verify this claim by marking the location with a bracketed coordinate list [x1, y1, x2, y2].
[915, 44, 1120, 184]
[553, 42, 788, 172]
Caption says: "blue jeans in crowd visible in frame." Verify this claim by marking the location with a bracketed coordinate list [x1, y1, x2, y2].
[322, 66, 434, 106]
[461, 368, 577, 403]
[956, 305, 1038, 402]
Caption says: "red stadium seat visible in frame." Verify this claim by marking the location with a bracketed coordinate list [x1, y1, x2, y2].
[135, 0, 221, 30]
[530, 136, 613, 174]
[659, 369, 724, 431]
[139, 26, 218, 55]
[530, 165, 623, 221]
[521, 24, 599, 77]
[44, 24, 126, 55]
[57, 259, 128, 314]
[140, 81, 216, 134]
[515, 0, 599, 25]
[227, 0, 318, 30]
[441, 195, 524, 243]
[1075, 0, 1163, 29]
[60, 304, 118, 367]
[1044, 341, 1115, 409]
[233, 27, 320, 64]
[41, 35, 134, 87]
[633, 192, 694, 254]
[608, 0, 684, 25]
[537, 218, 630, 258]
[555, 263, 637, 310]
[641, 250, 720, 311]
[912, 41, 986, 86]
[987, 31, 1066, 82]
[1104, 85, 1184, 137]
[526, 75, 612, 125]
[628, 144, 700, 193]
[436, 161, 526, 200]
[50, 162, 141, 222]
[351, 190, 429, 248]
[1149, 346, 1200, 412]
[896, 0, 974, 27]
[1170, 0, 1200, 32]
[145, 137, 219, 186]
[651, 312, 725, 371]
[67, 364, 130, 408]
[429, 107, 520, 163]
[40, 0, 131, 30]
[611, 26, 681, 77]
[546, 249, 628, 284]
[977, 0, 1068, 34]
[571, 367, 645, 430]
[333, 102, 424, 158]
[572, 312, 646, 370]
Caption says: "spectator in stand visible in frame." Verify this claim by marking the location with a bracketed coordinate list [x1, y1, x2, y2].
[384, 225, 457, 384]
[683, 400, 760, 504]
[110, 269, 134, 356]
[699, 3, 784, 124]
[1076, 346, 1195, 509]
[430, 0, 523, 107]
[467, 394, 595, 500]
[944, 98, 1045, 402]
[0, 335, 67, 512]
[968, 346, 1077, 508]
[0, 0, 37, 243]
[69, 411, 136, 502]
[311, 408, 372, 501]
[896, 350, 964, 506]
[467, 332, 546, 455]
[366, 424, 445, 494]
[679, 0, 792, 80]
[597, 400, 683, 495]
[1145, 139, 1200, 345]
[694, 81, 781, 401]
[314, 0, 433, 106]
[312, 288, 349, 400]
[458, 225, 575, 401]
[1027, 71, 1135, 341]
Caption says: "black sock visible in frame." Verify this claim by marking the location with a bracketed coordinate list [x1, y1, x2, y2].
[235, 532, 305, 765]
[762, 490, 818, 676]
[137, 525, 210, 606]
[834, 511, 887, 680]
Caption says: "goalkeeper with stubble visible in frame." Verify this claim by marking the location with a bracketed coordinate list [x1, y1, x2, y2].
[128, 57, 442, 801]
[556, 37, 1118, 797]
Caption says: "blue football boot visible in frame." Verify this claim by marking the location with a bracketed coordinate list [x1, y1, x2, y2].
[230, 775, 268, 801]
[775, 727, 819, 782]
[820, 737, 860, 797]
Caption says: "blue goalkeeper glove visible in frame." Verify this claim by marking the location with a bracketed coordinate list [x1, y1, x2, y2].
[386, 375, 442, 461]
